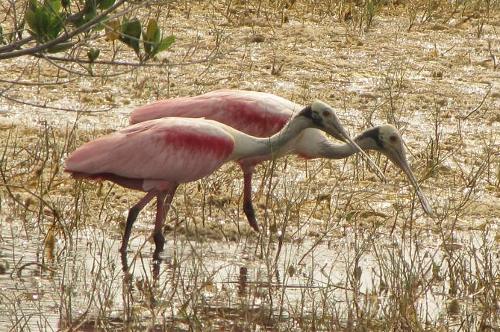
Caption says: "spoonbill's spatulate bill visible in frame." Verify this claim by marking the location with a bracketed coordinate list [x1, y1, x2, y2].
[66, 100, 369, 259]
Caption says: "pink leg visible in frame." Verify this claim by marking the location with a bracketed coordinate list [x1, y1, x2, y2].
[243, 171, 259, 232]
[120, 191, 156, 255]
[152, 185, 178, 261]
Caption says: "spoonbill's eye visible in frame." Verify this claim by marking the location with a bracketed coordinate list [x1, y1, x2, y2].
[322, 110, 331, 117]
[389, 135, 398, 143]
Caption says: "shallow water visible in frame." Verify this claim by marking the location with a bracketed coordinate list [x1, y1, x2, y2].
[1, 210, 497, 331]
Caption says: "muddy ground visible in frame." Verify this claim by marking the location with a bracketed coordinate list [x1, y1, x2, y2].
[0, 1, 499, 330]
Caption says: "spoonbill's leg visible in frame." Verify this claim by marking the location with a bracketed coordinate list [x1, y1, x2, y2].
[242, 171, 259, 232]
[152, 185, 178, 261]
[120, 191, 156, 255]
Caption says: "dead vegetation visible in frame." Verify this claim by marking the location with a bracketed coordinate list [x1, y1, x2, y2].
[0, 0, 499, 330]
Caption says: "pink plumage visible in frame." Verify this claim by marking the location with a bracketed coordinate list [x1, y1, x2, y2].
[131, 89, 433, 223]
[65, 117, 240, 262]
[131, 89, 303, 138]
[130, 90, 333, 233]
[66, 118, 235, 187]
[66, 100, 358, 262]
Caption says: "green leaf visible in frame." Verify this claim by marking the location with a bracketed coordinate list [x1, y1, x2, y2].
[71, 0, 97, 27]
[46, 0, 62, 14]
[25, 9, 37, 36]
[46, 15, 63, 40]
[28, 0, 39, 11]
[143, 19, 160, 56]
[0, 25, 5, 45]
[83, 9, 97, 24]
[152, 35, 175, 56]
[83, 0, 97, 13]
[98, 0, 115, 10]
[25, 1, 43, 39]
[120, 17, 141, 55]
[25, 0, 63, 42]
[105, 19, 120, 41]
[87, 48, 100, 62]
[82, 0, 97, 24]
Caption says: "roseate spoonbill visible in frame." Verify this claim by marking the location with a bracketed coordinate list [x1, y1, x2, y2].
[131, 89, 433, 222]
[65, 101, 371, 260]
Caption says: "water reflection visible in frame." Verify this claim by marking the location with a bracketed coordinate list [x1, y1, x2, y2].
[0, 219, 497, 330]
[238, 266, 248, 298]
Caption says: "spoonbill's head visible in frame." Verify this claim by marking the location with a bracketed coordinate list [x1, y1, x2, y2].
[298, 100, 387, 182]
[357, 124, 433, 215]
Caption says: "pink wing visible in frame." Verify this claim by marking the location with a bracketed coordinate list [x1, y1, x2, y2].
[65, 118, 235, 185]
[130, 89, 303, 137]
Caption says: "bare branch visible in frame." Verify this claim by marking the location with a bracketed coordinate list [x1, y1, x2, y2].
[462, 84, 492, 120]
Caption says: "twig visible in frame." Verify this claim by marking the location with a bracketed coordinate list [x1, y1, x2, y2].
[38, 54, 222, 68]
[297, 231, 329, 266]
[40, 53, 136, 78]
[0, 93, 115, 112]
[0, 36, 34, 53]
[15, 262, 57, 279]
[462, 84, 492, 120]
[0, 77, 75, 86]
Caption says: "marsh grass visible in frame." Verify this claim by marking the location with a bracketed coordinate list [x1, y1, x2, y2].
[0, 121, 498, 329]
[1, 0, 499, 330]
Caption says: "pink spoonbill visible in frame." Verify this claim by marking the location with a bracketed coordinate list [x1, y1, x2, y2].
[131, 89, 433, 228]
[65, 100, 375, 260]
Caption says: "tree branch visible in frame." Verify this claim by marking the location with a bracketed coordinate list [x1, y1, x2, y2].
[0, 36, 34, 53]
[0, 0, 127, 59]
